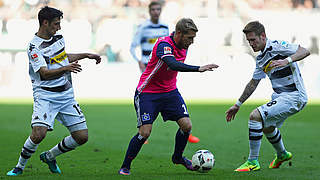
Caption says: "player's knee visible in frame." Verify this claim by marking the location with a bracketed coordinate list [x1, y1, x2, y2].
[249, 109, 262, 122]
[30, 132, 46, 144]
[75, 135, 88, 145]
[263, 126, 275, 134]
[139, 129, 151, 139]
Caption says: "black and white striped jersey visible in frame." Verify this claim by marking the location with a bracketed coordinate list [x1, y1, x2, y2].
[28, 33, 70, 89]
[130, 20, 169, 64]
[253, 39, 307, 101]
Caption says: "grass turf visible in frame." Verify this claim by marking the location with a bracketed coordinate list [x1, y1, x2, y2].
[0, 101, 319, 180]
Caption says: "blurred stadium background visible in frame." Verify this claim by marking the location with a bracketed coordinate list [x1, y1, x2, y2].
[0, 0, 319, 101]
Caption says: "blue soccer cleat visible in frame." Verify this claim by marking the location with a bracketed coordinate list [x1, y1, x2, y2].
[118, 168, 130, 175]
[40, 152, 61, 174]
[172, 156, 194, 171]
[7, 167, 23, 176]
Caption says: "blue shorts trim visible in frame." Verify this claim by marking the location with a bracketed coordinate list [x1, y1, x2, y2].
[134, 89, 189, 127]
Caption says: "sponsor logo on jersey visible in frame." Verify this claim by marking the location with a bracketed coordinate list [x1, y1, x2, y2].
[50, 50, 67, 64]
[164, 46, 172, 54]
[31, 53, 38, 59]
[148, 38, 158, 44]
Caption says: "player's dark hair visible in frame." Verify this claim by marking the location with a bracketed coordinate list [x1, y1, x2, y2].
[38, 6, 63, 26]
[175, 18, 198, 34]
[148, 1, 162, 10]
[243, 21, 265, 36]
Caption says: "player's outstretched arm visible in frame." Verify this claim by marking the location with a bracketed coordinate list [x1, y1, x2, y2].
[67, 53, 101, 64]
[225, 78, 260, 122]
[198, 64, 219, 72]
[38, 62, 82, 80]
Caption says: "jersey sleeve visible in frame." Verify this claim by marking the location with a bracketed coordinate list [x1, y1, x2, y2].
[28, 45, 47, 73]
[274, 40, 299, 56]
[156, 42, 174, 59]
[252, 63, 266, 80]
[130, 25, 143, 61]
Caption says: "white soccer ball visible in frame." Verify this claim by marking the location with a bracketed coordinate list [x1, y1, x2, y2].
[192, 149, 215, 173]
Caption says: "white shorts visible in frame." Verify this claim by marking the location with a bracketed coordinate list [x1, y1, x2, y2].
[31, 94, 87, 133]
[257, 92, 306, 128]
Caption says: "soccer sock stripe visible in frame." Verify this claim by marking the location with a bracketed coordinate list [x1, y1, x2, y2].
[121, 133, 147, 169]
[48, 135, 79, 160]
[248, 120, 263, 160]
[265, 128, 286, 156]
[16, 136, 39, 170]
[173, 129, 190, 159]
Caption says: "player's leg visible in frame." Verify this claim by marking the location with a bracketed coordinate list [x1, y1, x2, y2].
[40, 100, 87, 174]
[119, 92, 158, 175]
[171, 117, 194, 170]
[7, 126, 48, 176]
[235, 109, 262, 172]
[259, 96, 304, 169]
[7, 98, 54, 176]
[160, 90, 193, 170]
[119, 124, 152, 175]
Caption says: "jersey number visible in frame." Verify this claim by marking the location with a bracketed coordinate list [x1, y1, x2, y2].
[182, 104, 188, 115]
[73, 104, 83, 115]
[267, 100, 277, 107]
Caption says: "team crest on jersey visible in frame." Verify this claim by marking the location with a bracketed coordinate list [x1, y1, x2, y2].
[142, 113, 151, 121]
[50, 50, 67, 64]
[164, 46, 172, 54]
[148, 38, 157, 44]
[31, 53, 38, 59]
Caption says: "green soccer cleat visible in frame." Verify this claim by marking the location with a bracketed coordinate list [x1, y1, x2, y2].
[40, 152, 61, 174]
[7, 167, 23, 176]
[234, 159, 261, 172]
[269, 151, 292, 169]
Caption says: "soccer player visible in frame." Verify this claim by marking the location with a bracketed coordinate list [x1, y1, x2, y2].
[118, 18, 219, 175]
[130, 0, 200, 143]
[7, 6, 101, 176]
[225, 21, 310, 172]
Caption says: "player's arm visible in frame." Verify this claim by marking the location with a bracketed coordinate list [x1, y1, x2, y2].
[130, 25, 142, 62]
[38, 63, 82, 80]
[270, 45, 310, 68]
[225, 78, 261, 122]
[158, 42, 218, 72]
[67, 53, 101, 64]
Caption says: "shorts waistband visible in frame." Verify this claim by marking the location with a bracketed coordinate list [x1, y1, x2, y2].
[41, 81, 71, 92]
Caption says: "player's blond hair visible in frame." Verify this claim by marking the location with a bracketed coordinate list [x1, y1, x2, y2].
[175, 18, 198, 34]
[243, 21, 265, 36]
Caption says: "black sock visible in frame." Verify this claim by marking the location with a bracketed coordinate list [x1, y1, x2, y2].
[173, 129, 190, 159]
[121, 133, 147, 169]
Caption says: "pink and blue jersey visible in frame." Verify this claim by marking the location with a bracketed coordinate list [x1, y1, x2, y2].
[137, 34, 187, 93]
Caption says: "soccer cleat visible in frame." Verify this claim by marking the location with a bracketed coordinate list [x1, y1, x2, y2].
[188, 134, 200, 143]
[118, 168, 130, 175]
[234, 160, 261, 172]
[269, 151, 292, 169]
[172, 156, 194, 171]
[40, 152, 61, 174]
[7, 167, 23, 176]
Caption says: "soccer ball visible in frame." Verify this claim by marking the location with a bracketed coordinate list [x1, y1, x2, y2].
[192, 150, 215, 173]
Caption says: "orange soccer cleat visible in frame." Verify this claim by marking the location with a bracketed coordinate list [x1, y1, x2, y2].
[188, 134, 200, 143]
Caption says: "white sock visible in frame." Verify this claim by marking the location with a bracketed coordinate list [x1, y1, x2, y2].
[16, 137, 39, 170]
[248, 121, 263, 160]
[265, 128, 286, 156]
[48, 135, 79, 160]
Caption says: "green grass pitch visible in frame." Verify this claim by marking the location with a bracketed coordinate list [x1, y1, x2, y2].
[0, 100, 319, 180]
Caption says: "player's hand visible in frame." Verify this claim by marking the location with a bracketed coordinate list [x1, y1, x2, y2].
[138, 61, 146, 72]
[269, 59, 288, 68]
[198, 64, 219, 72]
[87, 53, 101, 64]
[225, 105, 240, 122]
[66, 62, 82, 73]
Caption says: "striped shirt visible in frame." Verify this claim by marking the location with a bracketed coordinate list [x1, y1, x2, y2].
[130, 20, 169, 64]
[28, 34, 71, 90]
[253, 39, 307, 101]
